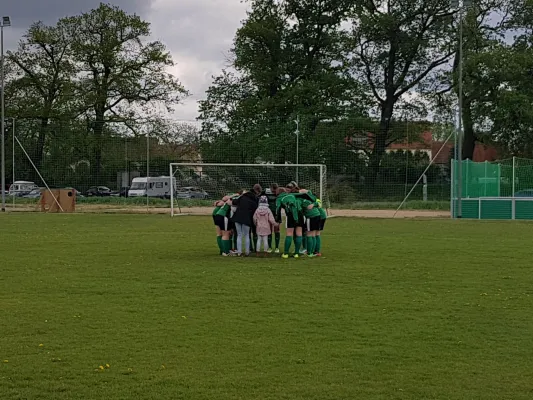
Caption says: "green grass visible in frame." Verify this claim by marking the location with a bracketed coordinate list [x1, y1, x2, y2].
[1, 215, 532, 399]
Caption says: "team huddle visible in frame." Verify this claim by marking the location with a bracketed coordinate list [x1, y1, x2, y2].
[212, 182, 327, 258]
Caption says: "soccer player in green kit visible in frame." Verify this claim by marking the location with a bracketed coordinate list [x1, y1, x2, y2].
[212, 200, 224, 254]
[315, 198, 327, 256]
[275, 190, 304, 258]
[214, 194, 238, 256]
[298, 194, 321, 257]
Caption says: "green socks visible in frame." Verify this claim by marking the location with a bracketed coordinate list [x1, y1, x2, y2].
[294, 236, 303, 254]
[217, 236, 223, 254]
[307, 236, 316, 255]
[302, 236, 307, 251]
[315, 236, 321, 253]
[222, 240, 232, 254]
[284, 236, 293, 254]
[275, 232, 280, 249]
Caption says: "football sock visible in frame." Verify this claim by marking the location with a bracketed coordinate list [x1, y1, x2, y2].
[307, 237, 316, 254]
[294, 236, 303, 254]
[315, 236, 321, 253]
[217, 236, 223, 254]
[223, 240, 232, 254]
[275, 232, 281, 248]
[284, 236, 293, 254]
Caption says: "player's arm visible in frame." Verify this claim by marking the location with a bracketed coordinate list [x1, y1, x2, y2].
[275, 197, 283, 223]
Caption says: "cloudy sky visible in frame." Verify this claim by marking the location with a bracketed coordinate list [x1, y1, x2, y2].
[2, 0, 249, 121]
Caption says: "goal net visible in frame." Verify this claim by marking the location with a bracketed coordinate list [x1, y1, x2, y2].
[169, 163, 327, 216]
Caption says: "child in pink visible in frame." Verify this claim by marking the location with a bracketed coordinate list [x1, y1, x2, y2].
[253, 196, 277, 253]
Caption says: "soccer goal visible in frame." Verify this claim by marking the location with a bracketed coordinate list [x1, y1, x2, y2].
[169, 163, 327, 216]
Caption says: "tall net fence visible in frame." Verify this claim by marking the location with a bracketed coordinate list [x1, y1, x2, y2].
[451, 158, 533, 219]
[2, 117, 454, 212]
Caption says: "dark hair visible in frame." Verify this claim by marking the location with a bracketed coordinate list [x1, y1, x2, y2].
[275, 187, 287, 196]
[253, 184, 262, 194]
[237, 189, 244, 195]
[270, 183, 279, 191]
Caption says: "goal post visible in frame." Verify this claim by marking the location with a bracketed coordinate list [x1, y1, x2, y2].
[169, 163, 327, 216]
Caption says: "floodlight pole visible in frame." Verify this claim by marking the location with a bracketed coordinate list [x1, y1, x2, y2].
[457, 3, 464, 218]
[454, 0, 470, 218]
[295, 116, 300, 184]
[1, 17, 11, 212]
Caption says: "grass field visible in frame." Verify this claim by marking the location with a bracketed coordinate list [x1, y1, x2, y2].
[1, 214, 532, 399]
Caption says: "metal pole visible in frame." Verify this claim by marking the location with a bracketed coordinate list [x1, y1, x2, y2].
[146, 132, 149, 207]
[12, 118, 14, 207]
[295, 116, 299, 184]
[512, 156, 516, 195]
[1, 25, 5, 212]
[456, 4, 464, 218]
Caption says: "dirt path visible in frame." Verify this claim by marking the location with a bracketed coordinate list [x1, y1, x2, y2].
[8, 204, 448, 218]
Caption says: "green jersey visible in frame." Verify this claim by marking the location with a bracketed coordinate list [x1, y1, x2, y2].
[318, 206, 327, 219]
[276, 193, 300, 221]
[300, 198, 320, 218]
[212, 205, 221, 216]
[215, 203, 230, 217]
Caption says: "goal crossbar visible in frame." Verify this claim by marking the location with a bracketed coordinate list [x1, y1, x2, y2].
[169, 163, 326, 217]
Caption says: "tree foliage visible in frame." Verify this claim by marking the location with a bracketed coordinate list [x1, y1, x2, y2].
[4, 3, 189, 190]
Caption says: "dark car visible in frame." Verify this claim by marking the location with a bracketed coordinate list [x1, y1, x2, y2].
[514, 189, 533, 197]
[176, 186, 209, 199]
[86, 186, 112, 197]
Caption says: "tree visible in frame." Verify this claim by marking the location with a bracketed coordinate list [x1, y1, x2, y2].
[61, 3, 188, 180]
[345, 0, 456, 182]
[198, 0, 366, 164]
[6, 21, 76, 179]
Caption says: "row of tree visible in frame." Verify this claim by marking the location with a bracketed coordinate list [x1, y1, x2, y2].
[198, 0, 533, 183]
[3, 3, 190, 186]
[4, 1, 533, 190]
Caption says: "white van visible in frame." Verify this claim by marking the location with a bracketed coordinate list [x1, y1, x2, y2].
[128, 176, 176, 198]
[9, 181, 38, 196]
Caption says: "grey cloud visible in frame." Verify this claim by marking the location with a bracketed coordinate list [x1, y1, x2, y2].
[2, 0, 153, 27]
[1, 0, 247, 121]
[150, 0, 246, 64]
[149, 0, 247, 119]
[1, 0, 154, 51]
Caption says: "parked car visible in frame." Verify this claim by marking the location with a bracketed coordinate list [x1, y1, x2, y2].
[111, 186, 130, 197]
[176, 186, 209, 199]
[9, 181, 38, 196]
[22, 189, 42, 199]
[514, 189, 533, 197]
[86, 186, 112, 197]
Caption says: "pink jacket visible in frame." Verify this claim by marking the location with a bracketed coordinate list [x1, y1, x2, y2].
[253, 205, 276, 236]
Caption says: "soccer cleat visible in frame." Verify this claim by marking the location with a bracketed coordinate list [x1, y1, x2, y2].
[293, 254, 299, 259]
[274, 249, 280, 254]
[307, 253, 315, 258]
[315, 252, 322, 257]
[267, 249, 273, 253]
[282, 254, 289, 259]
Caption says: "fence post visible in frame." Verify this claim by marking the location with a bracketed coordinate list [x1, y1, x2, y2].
[450, 159, 454, 218]
[484, 161, 488, 196]
[512, 156, 516, 196]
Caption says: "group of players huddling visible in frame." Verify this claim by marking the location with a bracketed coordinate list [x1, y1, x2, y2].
[212, 181, 327, 258]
